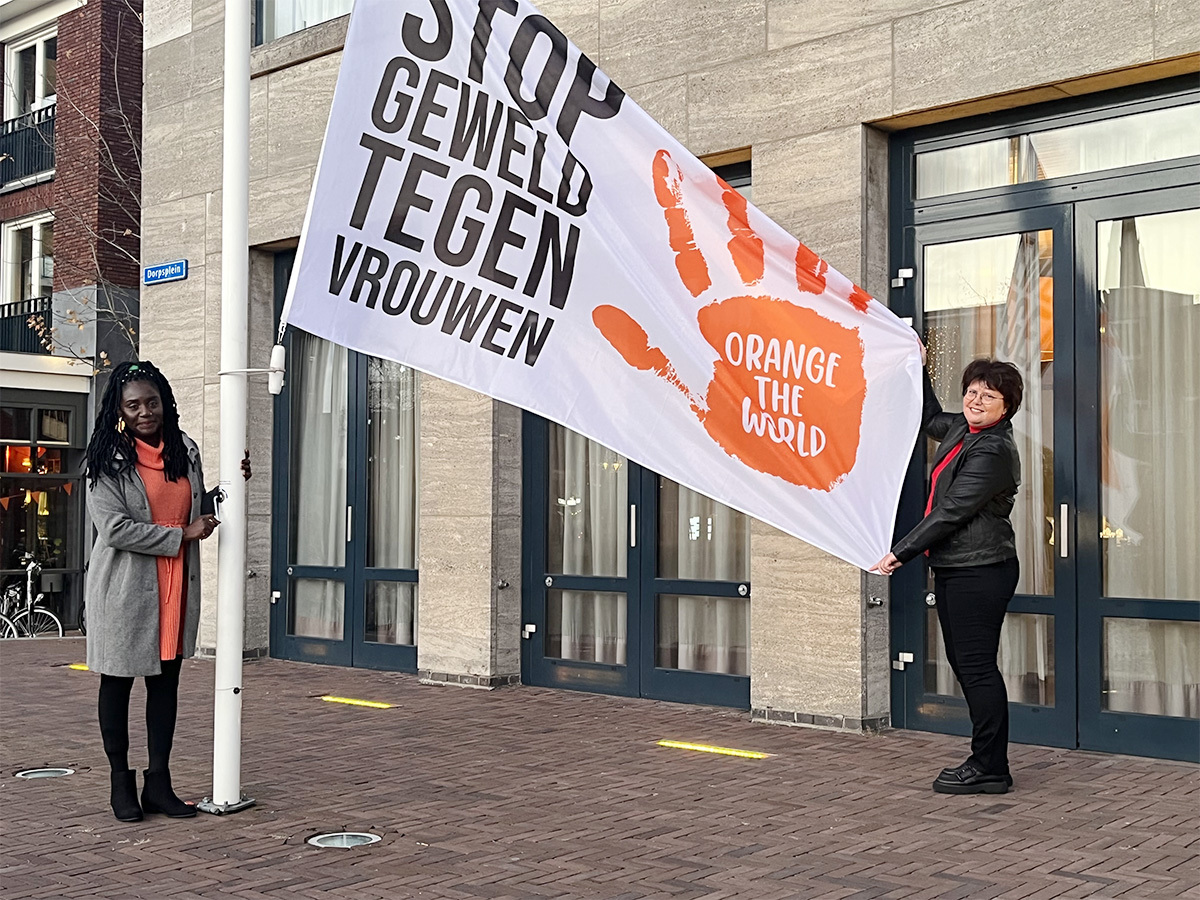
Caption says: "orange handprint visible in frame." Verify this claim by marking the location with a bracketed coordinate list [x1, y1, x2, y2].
[592, 150, 870, 492]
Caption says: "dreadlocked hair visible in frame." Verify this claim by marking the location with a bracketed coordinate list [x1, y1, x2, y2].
[86, 361, 189, 486]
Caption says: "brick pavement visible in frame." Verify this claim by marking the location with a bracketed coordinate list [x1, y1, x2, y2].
[1, 638, 1197, 900]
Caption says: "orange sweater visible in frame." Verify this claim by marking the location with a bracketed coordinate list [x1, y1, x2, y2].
[135, 439, 192, 660]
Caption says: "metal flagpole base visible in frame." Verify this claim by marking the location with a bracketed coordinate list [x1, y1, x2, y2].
[196, 795, 257, 816]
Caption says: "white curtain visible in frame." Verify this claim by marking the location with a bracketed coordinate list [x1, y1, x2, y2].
[916, 138, 1012, 199]
[1098, 214, 1200, 718]
[289, 331, 348, 640]
[545, 425, 751, 675]
[549, 428, 627, 664]
[926, 212, 1200, 718]
[365, 358, 419, 646]
[261, 0, 353, 41]
[657, 485, 750, 675]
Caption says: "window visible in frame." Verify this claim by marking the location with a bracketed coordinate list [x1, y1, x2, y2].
[713, 159, 752, 203]
[915, 102, 1200, 199]
[1, 214, 54, 305]
[1, 394, 86, 629]
[4, 27, 57, 120]
[256, 0, 353, 45]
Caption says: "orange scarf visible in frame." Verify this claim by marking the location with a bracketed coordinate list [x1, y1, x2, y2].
[134, 439, 191, 660]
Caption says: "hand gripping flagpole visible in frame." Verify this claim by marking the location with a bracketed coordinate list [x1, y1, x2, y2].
[198, 0, 255, 816]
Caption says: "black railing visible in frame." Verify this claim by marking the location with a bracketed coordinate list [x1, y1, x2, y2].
[0, 296, 52, 354]
[0, 106, 56, 187]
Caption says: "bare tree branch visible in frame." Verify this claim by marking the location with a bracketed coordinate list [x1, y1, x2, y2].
[5, 4, 145, 368]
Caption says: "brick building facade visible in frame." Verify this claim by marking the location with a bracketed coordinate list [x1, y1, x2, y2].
[1, 0, 144, 630]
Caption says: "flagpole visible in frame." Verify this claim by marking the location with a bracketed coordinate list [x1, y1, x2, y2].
[198, 0, 254, 816]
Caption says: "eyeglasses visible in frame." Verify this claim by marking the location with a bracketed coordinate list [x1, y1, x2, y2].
[964, 387, 1003, 404]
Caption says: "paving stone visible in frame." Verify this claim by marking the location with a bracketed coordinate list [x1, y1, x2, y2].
[0, 638, 1197, 899]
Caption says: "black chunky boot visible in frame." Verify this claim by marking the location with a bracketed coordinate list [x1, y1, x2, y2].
[110, 769, 143, 822]
[141, 769, 197, 818]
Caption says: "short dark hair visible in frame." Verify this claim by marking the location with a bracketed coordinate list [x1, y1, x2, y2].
[961, 358, 1023, 419]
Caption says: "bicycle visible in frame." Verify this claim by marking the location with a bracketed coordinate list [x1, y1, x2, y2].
[0, 554, 64, 639]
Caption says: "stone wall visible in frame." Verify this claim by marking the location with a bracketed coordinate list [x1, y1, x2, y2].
[139, 0, 1200, 716]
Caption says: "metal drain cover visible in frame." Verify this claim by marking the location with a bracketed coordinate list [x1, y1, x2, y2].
[307, 832, 381, 848]
[15, 767, 75, 779]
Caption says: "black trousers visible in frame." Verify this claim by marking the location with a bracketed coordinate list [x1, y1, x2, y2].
[97, 656, 183, 774]
[933, 557, 1019, 776]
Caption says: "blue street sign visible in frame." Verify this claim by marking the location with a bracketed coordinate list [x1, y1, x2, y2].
[143, 259, 189, 285]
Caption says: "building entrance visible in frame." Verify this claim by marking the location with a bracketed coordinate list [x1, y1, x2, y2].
[890, 86, 1199, 761]
[270, 253, 420, 671]
[521, 415, 751, 707]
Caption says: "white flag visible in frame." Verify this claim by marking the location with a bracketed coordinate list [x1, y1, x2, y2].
[282, 0, 923, 570]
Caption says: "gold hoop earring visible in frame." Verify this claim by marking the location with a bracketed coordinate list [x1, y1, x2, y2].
[116, 419, 126, 434]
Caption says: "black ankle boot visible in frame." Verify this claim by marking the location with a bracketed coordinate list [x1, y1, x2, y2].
[110, 769, 143, 822]
[141, 769, 197, 818]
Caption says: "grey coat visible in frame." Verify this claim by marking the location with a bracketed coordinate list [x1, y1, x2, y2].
[85, 434, 205, 677]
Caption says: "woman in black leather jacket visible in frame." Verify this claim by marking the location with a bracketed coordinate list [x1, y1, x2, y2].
[873, 358, 1024, 795]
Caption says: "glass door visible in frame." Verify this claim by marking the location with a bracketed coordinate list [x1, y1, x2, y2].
[349, 354, 419, 670]
[524, 418, 639, 696]
[895, 204, 1078, 748]
[643, 477, 750, 706]
[522, 416, 751, 707]
[1075, 192, 1200, 760]
[275, 329, 354, 666]
[271, 254, 419, 671]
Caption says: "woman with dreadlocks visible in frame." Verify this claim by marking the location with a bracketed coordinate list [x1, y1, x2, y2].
[85, 360, 218, 822]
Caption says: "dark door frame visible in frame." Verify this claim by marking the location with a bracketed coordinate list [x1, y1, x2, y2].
[521, 413, 751, 708]
[888, 80, 1200, 761]
[892, 203, 1078, 749]
[1073, 188, 1200, 762]
[269, 251, 418, 672]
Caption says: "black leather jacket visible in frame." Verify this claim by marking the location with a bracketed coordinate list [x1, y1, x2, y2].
[891, 371, 1020, 568]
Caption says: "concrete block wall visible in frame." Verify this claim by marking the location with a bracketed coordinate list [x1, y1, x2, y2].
[139, 0, 1200, 713]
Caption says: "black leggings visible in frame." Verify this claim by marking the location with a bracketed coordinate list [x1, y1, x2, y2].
[98, 657, 183, 774]
[933, 557, 1019, 776]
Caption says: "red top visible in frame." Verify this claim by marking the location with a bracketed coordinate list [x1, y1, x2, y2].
[925, 442, 963, 517]
[135, 439, 191, 660]
[923, 422, 1000, 555]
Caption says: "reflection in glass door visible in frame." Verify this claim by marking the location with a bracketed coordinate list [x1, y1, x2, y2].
[923, 228, 1057, 707]
[655, 481, 751, 676]
[898, 206, 1077, 749]
[524, 416, 751, 706]
[1078, 199, 1200, 759]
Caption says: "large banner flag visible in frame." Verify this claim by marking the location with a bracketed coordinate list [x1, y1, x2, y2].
[282, 0, 923, 570]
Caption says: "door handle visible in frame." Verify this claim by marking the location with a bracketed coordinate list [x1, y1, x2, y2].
[1059, 503, 1068, 558]
[346, 505, 353, 543]
[630, 504, 637, 548]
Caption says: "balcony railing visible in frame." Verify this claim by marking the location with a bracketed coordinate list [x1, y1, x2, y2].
[0, 296, 52, 354]
[0, 106, 56, 188]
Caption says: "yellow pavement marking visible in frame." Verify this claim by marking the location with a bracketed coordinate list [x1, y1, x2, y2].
[319, 695, 392, 709]
[67, 664, 90, 671]
[656, 740, 770, 759]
